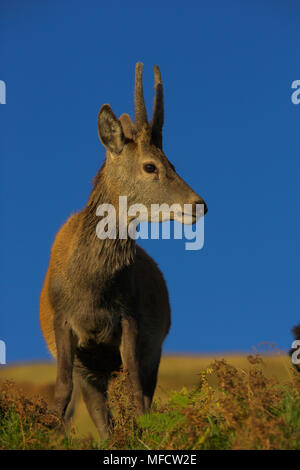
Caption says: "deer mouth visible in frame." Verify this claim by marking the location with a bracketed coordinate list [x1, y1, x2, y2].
[182, 212, 197, 219]
[181, 208, 206, 219]
[176, 202, 207, 224]
[175, 211, 197, 225]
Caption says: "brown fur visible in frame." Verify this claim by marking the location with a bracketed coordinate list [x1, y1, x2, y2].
[39, 63, 207, 438]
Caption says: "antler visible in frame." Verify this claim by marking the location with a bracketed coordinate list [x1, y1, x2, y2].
[150, 65, 164, 149]
[133, 63, 164, 147]
[134, 62, 148, 130]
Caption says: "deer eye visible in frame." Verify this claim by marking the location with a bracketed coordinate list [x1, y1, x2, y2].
[143, 163, 157, 174]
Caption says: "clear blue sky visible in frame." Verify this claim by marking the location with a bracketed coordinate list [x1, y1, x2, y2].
[0, 0, 299, 362]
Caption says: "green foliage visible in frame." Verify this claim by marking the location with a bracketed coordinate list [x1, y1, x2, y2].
[0, 381, 99, 450]
[1, 358, 300, 450]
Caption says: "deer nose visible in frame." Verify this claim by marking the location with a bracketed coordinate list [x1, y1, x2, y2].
[194, 198, 208, 215]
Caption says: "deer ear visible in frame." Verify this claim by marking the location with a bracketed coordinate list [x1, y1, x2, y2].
[119, 113, 135, 140]
[98, 104, 126, 154]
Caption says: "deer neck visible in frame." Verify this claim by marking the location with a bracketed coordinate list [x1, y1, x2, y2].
[77, 167, 136, 283]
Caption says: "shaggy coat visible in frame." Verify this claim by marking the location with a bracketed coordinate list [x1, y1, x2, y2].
[40, 63, 207, 438]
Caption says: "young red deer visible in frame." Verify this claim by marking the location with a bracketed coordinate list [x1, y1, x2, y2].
[40, 63, 207, 438]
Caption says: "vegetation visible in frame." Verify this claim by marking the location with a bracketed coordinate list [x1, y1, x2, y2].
[1, 356, 299, 450]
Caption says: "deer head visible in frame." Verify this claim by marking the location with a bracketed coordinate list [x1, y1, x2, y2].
[97, 63, 207, 224]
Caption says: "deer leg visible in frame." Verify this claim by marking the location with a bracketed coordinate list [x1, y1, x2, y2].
[120, 316, 145, 415]
[140, 350, 161, 412]
[63, 374, 79, 426]
[54, 318, 74, 421]
[76, 370, 112, 440]
[142, 364, 160, 412]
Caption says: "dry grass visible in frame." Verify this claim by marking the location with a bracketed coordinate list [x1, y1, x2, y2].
[0, 351, 296, 444]
[1, 354, 299, 450]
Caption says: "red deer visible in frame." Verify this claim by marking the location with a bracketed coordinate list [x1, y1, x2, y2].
[40, 63, 207, 438]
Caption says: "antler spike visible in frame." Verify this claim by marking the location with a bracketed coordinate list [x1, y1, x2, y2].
[134, 62, 148, 129]
[151, 65, 164, 149]
[153, 65, 162, 86]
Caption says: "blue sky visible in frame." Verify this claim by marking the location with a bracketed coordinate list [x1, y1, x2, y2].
[0, 0, 299, 362]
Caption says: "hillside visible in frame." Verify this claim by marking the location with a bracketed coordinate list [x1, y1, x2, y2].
[0, 353, 294, 439]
